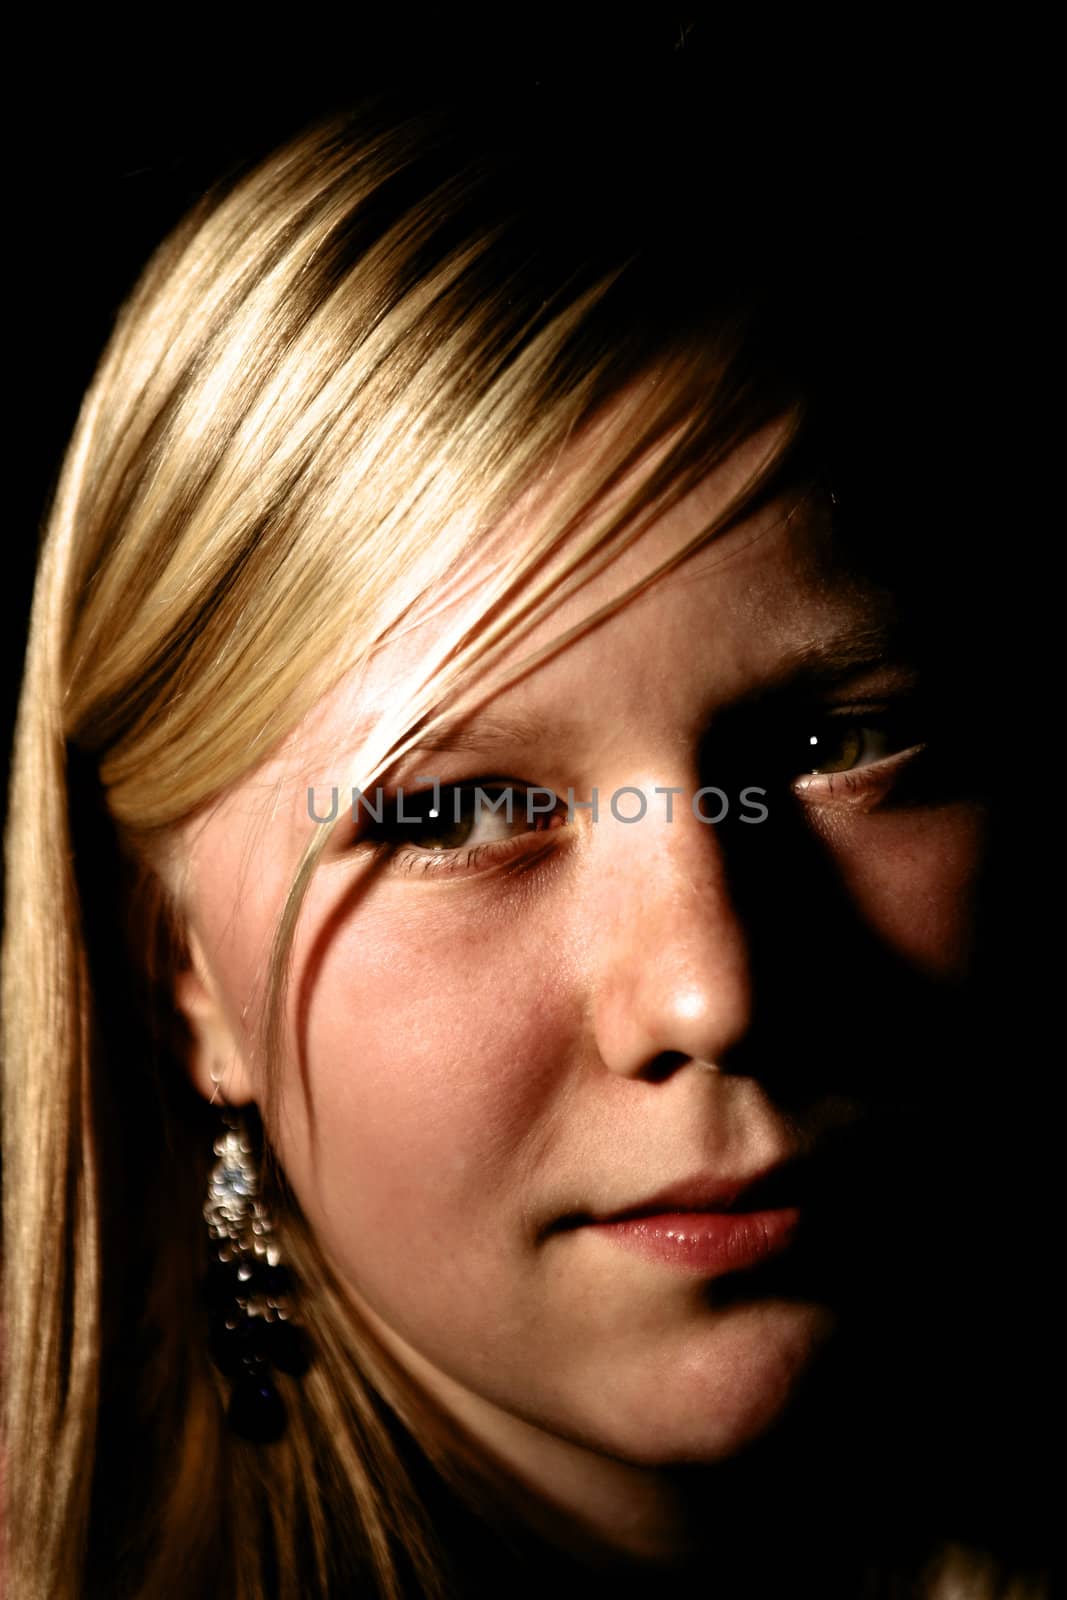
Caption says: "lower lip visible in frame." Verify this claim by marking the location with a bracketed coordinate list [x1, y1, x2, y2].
[589, 1207, 802, 1275]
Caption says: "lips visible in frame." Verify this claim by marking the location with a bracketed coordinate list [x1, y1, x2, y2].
[565, 1158, 809, 1278]
[550, 1128, 886, 1283]
[591, 1205, 803, 1275]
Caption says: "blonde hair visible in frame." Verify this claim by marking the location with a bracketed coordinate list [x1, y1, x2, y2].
[1, 96, 1041, 1599]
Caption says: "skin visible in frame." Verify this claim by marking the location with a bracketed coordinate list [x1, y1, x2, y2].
[174, 423, 987, 1567]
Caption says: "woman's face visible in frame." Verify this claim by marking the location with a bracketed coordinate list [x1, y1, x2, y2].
[175, 426, 986, 1484]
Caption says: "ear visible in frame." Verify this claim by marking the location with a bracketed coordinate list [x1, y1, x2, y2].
[173, 929, 257, 1107]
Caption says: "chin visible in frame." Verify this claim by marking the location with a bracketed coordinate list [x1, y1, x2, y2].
[573, 1299, 838, 1468]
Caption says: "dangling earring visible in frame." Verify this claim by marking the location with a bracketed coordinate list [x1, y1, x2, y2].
[202, 1096, 311, 1442]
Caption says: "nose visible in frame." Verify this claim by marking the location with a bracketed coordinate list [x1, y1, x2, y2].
[585, 782, 754, 1080]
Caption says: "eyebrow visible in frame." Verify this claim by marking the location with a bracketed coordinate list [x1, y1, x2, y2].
[386, 708, 572, 763]
[778, 620, 904, 683]
[384, 622, 906, 769]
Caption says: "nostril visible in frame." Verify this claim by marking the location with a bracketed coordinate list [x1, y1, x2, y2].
[641, 1049, 691, 1084]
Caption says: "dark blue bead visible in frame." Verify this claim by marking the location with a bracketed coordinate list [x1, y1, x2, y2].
[208, 1310, 273, 1370]
[227, 1375, 287, 1442]
[265, 1318, 311, 1376]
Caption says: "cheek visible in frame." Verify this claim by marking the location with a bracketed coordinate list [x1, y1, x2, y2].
[274, 876, 575, 1276]
[814, 802, 988, 978]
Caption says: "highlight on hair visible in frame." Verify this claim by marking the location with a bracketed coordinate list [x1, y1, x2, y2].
[2, 91, 1037, 1599]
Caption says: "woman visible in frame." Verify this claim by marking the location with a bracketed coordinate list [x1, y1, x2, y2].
[2, 66, 1050, 1599]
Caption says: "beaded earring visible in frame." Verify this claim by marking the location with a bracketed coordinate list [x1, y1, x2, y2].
[202, 1090, 311, 1442]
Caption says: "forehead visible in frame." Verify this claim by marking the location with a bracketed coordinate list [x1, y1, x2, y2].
[284, 488, 879, 803]
[294, 428, 871, 761]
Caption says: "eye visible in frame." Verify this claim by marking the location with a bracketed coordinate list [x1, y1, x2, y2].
[804, 719, 903, 776]
[369, 782, 566, 860]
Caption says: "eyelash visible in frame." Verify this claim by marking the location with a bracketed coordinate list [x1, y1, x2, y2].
[388, 836, 546, 879]
[357, 707, 929, 880]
